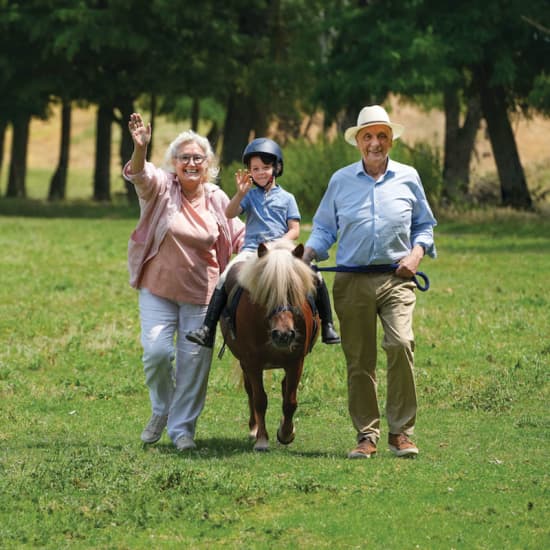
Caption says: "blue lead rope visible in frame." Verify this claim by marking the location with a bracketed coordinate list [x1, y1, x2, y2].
[312, 263, 430, 292]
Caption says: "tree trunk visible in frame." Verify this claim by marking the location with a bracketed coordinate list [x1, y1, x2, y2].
[148, 93, 156, 162]
[333, 99, 375, 135]
[221, 92, 254, 166]
[191, 97, 200, 132]
[442, 89, 482, 201]
[48, 100, 72, 201]
[478, 82, 532, 210]
[220, 2, 271, 165]
[6, 114, 30, 198]
[334, 108, 358, 135]
[115, 96, 137, 204]
[0, 118, 7, 176]
[221, 91, 269, 166]
[207, 120, 220, 152]
[93, 103, 112, 202]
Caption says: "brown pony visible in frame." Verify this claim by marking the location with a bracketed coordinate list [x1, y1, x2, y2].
[220, 240, 320, 451]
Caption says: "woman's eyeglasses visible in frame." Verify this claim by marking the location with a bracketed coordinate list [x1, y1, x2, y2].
[175, 154, 207, 165]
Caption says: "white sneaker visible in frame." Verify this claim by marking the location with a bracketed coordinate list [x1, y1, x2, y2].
[175, 435, 196, 451]
[141, 414, 168, 444]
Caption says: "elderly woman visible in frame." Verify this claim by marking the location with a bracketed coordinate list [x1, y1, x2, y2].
[124, 113, 244, 452]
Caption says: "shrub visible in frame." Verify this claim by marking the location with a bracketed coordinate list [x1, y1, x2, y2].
[282, 136, 359, 218]
[391, 140, 443, 207]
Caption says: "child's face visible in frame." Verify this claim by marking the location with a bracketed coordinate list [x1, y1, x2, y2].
[248, 156, 274, 189]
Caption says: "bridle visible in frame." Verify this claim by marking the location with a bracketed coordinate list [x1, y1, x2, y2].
[268, 304, 302, 320]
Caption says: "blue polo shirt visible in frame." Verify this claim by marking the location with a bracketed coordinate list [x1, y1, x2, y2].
[240, 185, 301, 252]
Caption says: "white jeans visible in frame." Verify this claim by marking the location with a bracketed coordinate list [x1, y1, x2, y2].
[138, 288, 213, 443]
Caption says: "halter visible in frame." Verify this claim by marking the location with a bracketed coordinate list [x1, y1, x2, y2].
[268, 304, 302, 319]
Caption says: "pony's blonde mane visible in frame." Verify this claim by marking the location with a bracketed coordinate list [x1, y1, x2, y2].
[237, 240, 316, 312]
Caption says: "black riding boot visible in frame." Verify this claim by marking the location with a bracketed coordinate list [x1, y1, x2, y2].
[315, 278, 341, 344]
[186, 287, 228, 348]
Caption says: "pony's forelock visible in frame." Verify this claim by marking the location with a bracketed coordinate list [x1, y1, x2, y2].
[238, 241, 315, 312]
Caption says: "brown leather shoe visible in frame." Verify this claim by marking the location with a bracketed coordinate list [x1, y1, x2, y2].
[348, 437, 377, 459]
[388, 433, 419, 457]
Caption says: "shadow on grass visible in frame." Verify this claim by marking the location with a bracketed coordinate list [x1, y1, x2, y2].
[13, 438, 343, 460]
[0, 198, 139, 219]
[145, 437, 340, 459]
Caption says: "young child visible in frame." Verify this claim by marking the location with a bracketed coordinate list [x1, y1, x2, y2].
[186, 137, 340, 348]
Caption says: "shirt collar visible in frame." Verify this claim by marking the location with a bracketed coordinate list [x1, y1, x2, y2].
[355, 157, 395, 180]
[255, 183, 280, 194]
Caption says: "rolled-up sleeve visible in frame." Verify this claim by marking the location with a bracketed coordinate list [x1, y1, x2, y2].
[305, 183, 338, 261]
[411, 181, 437, 258]
[123, 161, 163, 201]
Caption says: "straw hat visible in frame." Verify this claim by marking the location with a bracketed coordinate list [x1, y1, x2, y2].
[344, 105, 404, 145]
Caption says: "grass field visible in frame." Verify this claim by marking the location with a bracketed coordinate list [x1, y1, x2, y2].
[0, 203, 548, 548]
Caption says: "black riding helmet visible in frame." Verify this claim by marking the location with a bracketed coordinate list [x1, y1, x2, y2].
[242, 138, 284, 177]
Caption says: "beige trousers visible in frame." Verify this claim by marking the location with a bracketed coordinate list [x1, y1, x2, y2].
[333, 272, 417, 444]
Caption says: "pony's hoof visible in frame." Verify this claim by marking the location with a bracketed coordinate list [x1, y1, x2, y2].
[253, 438, 269, 452]
[277, 427, 296, 445]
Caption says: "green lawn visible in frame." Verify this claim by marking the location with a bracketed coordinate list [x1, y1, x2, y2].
[0, 206, 548, 549]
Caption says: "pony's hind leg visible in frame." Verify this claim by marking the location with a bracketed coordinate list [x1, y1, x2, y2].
[242, 371, 257, 439]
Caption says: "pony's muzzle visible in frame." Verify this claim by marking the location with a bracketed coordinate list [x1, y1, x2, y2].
[271, 329, 296, 347]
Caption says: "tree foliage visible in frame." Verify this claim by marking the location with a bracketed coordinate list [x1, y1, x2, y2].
[315, 0, 549, 209]
[0, 0, 548, 209]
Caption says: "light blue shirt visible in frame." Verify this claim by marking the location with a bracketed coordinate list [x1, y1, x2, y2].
[240, 185, 301, 252]
[306, 158, 437, 265]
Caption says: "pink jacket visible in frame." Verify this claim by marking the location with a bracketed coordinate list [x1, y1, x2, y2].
[124, 161, 244, 289]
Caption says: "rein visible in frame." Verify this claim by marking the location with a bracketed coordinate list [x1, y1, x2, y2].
[312, 263, 430, 292]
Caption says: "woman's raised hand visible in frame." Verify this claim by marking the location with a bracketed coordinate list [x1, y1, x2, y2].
[128, 113, 152, 148]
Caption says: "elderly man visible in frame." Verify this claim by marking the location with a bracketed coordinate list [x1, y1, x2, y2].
[303, 105, 437, 459]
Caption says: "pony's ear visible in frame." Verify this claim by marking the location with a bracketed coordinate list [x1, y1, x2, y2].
[258, 243, 268, 257]
[292, 243, 304, 259]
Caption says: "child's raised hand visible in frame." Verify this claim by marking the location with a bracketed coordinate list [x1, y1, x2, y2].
[235, 169, 253, 195]
[128, 113, 151, 148]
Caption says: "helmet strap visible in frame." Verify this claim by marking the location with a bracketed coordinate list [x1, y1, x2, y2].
[251, 174, 274, 191]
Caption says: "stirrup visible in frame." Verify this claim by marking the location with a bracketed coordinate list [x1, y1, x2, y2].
[186, 327, 214, 348]
[322, 323, 341, 344]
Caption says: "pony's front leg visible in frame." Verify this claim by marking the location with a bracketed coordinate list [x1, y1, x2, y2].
[277, 364, 302, 445]
[252, 381, 269, 452]
[243, 365, 269, 451]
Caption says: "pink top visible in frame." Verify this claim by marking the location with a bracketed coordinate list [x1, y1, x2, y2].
[123, 161, 244, 305]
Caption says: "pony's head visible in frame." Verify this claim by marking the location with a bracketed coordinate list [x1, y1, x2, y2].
[237, 240, 316, 314]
